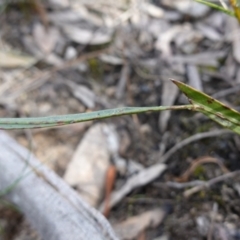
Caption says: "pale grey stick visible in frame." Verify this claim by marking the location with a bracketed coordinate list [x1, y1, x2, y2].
[159, 129, 232, 163]
[0, 131, 118, 240]
[184, 170, 240, 198]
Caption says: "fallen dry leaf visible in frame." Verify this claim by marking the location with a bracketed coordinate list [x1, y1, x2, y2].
[33, 23, 60, 54]
[64, 80, 96, 108]
[113, 209, 166, 240]
[159, 80, 178, 132]
[103, 165, 117, 217]
[186, 64, 203, 91]
[0, 50, 37, 68]
[161, 0, 209, 17]
[64, 123, 118, 207]
[141, 2, 164, 18]
[99, 163, 167, 211]
[61, 24, 113, 45]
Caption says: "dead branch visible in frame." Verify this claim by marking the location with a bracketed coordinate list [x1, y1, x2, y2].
[0, 131, 118, 240]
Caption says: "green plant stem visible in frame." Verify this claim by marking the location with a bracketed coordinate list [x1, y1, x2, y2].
[0, 105, 193, 129]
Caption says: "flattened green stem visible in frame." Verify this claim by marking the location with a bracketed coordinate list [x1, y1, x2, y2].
[0, 105, 193, 129]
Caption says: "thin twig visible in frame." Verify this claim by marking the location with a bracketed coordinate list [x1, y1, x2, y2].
[100, 130, 234, 212]
[184, 170, 240, 198]
[153, 180, 206, 189]
[176, 156, 229, 182]
[159, 129, 232, 163]
[207, 203, 218, 240]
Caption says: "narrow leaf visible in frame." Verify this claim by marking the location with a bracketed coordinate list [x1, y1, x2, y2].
[195, 0, 235, 17]
[0, 105, 191, 130]
[172, 79, 240, 135]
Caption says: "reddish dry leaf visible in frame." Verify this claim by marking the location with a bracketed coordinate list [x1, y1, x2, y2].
[103, 165, 117, 217]
[64, 124, 114, 207]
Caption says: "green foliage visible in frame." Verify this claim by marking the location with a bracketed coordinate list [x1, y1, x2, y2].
[195, 0, 235, 16]
[195, 0, 240, 23]
[0, 104, 192, 129]
[173, 80, 240, 135]
[0, 1, 239, 135]
[0, 80, 239, 135]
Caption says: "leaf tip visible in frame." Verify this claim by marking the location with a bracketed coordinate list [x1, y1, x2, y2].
[169, 78, 180, 86]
